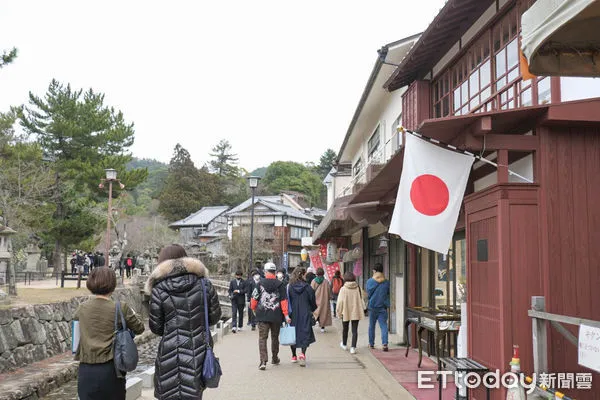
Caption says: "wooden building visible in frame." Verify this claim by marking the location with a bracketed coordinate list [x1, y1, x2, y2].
[319, 0, 600, 398]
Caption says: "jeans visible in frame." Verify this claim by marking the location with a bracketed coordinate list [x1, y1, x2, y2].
[258, 321, 281, 363]
[342, 320, 359, 348]
[368, 308, 389, 346]
[231, 301, 244, 328]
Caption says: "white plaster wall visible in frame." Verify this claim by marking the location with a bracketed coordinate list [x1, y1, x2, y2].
[326, 182, 334, 209]
[334, 175, 352, 199]
[508, 154, 534, 183]
[560, 77, 600, 102]
[380, 88, 405, 162]
[473, 154, 534, 191]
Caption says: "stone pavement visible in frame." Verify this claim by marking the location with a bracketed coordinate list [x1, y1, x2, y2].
[141, 318, 415, 400]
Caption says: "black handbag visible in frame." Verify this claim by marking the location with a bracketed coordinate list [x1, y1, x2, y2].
[113, 301, 139, 377]
[201, 279, 222, 388]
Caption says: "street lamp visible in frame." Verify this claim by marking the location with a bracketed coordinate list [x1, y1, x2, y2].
[99, 169, 124, 268]
[247, 176, 261, 272]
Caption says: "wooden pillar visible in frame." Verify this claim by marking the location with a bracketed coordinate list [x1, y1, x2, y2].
[498, 149, 509, 183]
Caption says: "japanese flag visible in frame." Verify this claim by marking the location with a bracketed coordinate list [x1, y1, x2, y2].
[389, 134, 474, 254]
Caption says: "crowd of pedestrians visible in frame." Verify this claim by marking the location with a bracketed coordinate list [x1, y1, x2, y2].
[69, 251, 105, 275]
[73, 245, 391, 399]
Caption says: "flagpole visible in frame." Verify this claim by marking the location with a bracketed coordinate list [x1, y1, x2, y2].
[399, 127, 534, 184]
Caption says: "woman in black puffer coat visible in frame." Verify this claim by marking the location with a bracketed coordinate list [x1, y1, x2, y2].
[145, 245, 222, 400]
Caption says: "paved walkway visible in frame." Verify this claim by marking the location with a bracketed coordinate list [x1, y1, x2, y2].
[141, 318, 415, 400]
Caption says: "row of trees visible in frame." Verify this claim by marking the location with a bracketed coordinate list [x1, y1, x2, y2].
[156, 141, 337, 222]
[0, 48, 337, 279]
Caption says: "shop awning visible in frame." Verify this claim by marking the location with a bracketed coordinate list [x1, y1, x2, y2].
[521, 0, 600, 76]
[312, 195, 357, 241]
[349, 149, 404, 205]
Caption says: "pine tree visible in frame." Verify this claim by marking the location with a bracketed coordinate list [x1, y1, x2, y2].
[20, 79, 148, 272]
[209, 139, 239, 177]
[0, 47, 17, 69]
[317, 149, 337, 179]
[158, 144, 220, 221]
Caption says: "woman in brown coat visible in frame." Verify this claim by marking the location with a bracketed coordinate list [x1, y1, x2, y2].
[310, 267, 332, 333]
[336, 271, 364, 354]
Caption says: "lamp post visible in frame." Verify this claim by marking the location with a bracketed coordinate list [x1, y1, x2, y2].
[247, 176, 261, 272]
[99, 169, 124, 267]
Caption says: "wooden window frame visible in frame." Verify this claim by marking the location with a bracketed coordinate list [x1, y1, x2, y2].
[432, 0, 545, 118]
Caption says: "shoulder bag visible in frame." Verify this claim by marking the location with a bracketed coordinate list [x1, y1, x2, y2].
[113, 301, 139, 377]
[201, 278, 222, 388]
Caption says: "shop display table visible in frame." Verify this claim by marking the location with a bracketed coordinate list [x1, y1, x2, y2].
[404, 307, 461, 368]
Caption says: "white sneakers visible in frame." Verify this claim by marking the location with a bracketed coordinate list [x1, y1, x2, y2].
[340, 342, 357, 354]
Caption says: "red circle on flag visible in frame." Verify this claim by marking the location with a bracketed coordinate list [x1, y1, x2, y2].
[410, 174, 449, 216]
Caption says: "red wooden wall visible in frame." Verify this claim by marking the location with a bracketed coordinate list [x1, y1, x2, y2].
[401, 80, 431, 131]
[465, 185, 542, 399]
[538, 126, 600, 400]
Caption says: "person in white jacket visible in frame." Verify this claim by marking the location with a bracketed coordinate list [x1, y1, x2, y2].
[336, 271, 365, 354]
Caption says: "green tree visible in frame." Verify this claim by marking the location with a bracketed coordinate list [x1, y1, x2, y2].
[0, 47, 17, 69]
[126, 158, 169, 215]
[316, 149, 337, 179]
[20, 79, 148, 272]
[158, 144, 220, 221]
[209, 139, 239, 177]
[262, 161, 323, 206]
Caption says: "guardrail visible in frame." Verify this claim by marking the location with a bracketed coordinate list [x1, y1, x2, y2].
[0, 271, 60, 286]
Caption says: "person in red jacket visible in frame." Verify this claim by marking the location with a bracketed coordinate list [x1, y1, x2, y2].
[251, 262, 291, 371]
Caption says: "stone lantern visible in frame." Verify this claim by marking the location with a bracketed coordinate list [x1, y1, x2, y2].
[0, 226, 17, 292]
[25, 235, 43, 273]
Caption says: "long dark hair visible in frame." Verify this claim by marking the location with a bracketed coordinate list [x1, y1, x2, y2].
[289, 267, 306, 285]
[158, 244, 187, 263]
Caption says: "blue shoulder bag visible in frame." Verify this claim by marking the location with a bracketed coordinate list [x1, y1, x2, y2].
[201, 279, 222, 388]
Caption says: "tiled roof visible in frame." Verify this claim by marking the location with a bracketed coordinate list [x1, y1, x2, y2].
[169, 206, 230, 228]
[226, 196, 316, 221]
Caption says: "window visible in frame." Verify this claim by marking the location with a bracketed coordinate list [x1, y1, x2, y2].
[353, 157, 363, 177]
[391, 113, 403, 152]
[290, 226, 310, 240]
[432, 1, 546, 117]
[368, 126, 381, 161]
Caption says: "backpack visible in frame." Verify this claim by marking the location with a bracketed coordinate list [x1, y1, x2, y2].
[126, 258, 133, 267]
[332, 277, 343, 295]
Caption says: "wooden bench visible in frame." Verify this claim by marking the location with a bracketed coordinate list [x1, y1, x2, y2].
[439, 357, 490, 400]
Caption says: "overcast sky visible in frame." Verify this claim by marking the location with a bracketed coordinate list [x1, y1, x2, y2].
[0, 0, 446, 171]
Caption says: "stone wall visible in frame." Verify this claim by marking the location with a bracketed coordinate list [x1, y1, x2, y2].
[0, 287, 143, 373]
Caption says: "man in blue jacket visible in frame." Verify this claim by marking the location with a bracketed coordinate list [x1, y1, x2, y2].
[366, 263, 390, 351]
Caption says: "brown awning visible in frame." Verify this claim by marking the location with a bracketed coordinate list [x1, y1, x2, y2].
[349, 149, 404, 205]
[418, 105, 550, 143]
[312, 195, 357, 241]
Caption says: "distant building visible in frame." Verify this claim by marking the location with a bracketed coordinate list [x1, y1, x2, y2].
[169, 206, 229, 244]
[226, 193, 322, 270]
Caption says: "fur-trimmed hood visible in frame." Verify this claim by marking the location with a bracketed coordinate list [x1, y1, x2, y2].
[145, 257, 209, 294]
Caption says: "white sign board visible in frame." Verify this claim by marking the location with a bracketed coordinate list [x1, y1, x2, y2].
[578, 324, 600, 372]
[301, 237, 313, 247]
